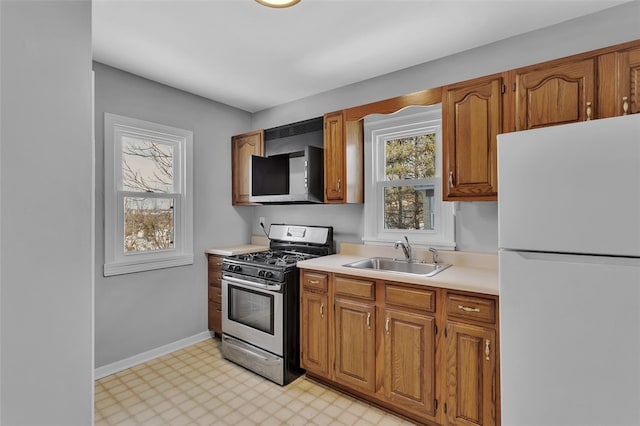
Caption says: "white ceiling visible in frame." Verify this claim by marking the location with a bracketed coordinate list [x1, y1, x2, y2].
[93, 0, 626, 113]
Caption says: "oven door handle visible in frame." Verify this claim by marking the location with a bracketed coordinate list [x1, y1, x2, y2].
[222, 275, 282, 292]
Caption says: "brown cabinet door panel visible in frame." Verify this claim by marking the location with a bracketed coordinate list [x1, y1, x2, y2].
[443, 76, 501, 200]
[231, 130, 264, 205]
[301, 291, 330, 377]
[334, 299, 376, 392]
[516, 59, 595, 130]
[324, 112, 345, 202]
[384, 309, 437, 420]
[446, 322, 497, 426]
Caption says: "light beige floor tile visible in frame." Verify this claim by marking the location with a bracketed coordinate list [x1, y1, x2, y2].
[95, 338, 413, 425]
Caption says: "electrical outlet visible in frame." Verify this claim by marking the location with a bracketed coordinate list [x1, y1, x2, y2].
[259, 217, 266, 227]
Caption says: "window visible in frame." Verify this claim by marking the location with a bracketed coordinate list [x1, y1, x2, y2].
[363, 105, 455, 249]
[104, 113, 193, 276]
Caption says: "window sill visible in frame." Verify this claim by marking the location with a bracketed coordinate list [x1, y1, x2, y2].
[104, 253, 194, 276]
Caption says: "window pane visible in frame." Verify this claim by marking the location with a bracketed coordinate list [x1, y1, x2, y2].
[384, 185, 435, 231]
[121, 136, 174, 193]
[124, 197, 174, 252]
[385, 133, 436, 180]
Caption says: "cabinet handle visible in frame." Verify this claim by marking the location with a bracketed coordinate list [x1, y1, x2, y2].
[320, 303, 324, 319]
[458, 304, 480, 313]
[336, 178, 341, 192]
[485, 339, 491, 361]
[366, 313, 371, 329]
[623, 96, 629, 115]
[308, 279, 319, 284]
[586, 101, 592, 121]
[215, 262, 223, 267]
[385, 317, 390, 334]
[449, 171, 455, 188]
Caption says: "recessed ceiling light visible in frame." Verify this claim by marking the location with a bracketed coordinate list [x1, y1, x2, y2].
[255, 0, 301, 8]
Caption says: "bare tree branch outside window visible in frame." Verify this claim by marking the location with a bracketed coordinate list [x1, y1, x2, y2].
[121, 137, 175, 252]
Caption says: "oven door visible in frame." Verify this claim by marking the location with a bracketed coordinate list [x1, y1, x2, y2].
[221, 275, 283, 356]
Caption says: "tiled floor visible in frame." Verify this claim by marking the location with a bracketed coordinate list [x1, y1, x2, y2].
[95, 338, 415, 425]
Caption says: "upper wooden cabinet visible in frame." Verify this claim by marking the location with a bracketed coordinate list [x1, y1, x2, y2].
[443, 74, 505, 201]
[598, 45, 640, 118]
[515, 58, 596, 130]
[323, 111, 364, 204]
[231, 130, 263, 205]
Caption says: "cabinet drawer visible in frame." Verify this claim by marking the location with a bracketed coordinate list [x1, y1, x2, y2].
[446, 293, 496, 324]
[208, 301, 222, 334]
[302, 271, 328, 293]
[209, 284, 222, 303]
[335, 276, 375, 300]
[385, 284, 435, 312]
[208, 269, 222, 284]
[208, 255, 225, 270]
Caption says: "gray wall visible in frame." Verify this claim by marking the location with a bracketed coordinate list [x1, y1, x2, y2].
[93, 63, 252, 368]
[1, 1, 94, 425]
[251, 1, 640, 253]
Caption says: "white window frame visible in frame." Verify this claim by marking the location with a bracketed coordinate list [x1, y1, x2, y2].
[363, 105, 455, 250]
[104, 113, 193, 276]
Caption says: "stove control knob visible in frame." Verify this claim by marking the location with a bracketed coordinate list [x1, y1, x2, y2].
[234, 265, 242, 272]
[258, 270, 265, 277]
[227, 264, 235, 271]
[264, 271, 273, 279]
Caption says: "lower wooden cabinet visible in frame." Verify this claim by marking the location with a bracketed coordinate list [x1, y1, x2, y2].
[207, 254, 224, 335]
[445, 322, 497, 426]
[384, 308, 437, 421]
[334, 298, 376, 392]
[300, 272, 330, 377]
[300, 269, 500, 426]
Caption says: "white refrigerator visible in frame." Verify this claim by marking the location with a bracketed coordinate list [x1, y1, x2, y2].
[497, 114, 640, 426]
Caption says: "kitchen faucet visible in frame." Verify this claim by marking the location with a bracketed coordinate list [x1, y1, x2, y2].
[394, 236, 412, 262]
[429, 247, 439, 264]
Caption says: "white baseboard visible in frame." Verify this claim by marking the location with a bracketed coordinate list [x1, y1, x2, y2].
[95, 331, 214, 380]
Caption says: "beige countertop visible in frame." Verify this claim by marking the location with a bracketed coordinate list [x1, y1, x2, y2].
[204, 236, 269, 256]
[297, 243, 498, 296]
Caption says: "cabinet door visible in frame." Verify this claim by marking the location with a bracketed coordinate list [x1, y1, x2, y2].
[443, 75, 502, 201]
[300, 290, 330, 377]
[334, 298, 376, 392]
[598, 46, 640, 118]
[384, 309, 437, 421]
[626, 47, 640, 115]
[516, 58, 595, 130]
[231, 130, 263, 205]
[323, 112, 345, 203]
[446, 322, 497, 426]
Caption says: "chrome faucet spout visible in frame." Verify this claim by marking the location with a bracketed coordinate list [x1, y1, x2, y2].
[394, 236, 412, 262]
[429, 247, 439, 264]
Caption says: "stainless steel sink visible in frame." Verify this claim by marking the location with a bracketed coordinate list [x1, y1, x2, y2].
[343, 257, 451, 277]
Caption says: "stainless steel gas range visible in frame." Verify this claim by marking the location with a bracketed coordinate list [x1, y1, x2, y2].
[221, 224, 334, 385]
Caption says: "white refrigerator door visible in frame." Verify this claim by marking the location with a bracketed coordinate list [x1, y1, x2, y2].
[497, 114, 640, 256]
[500, 250, 640, 426]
